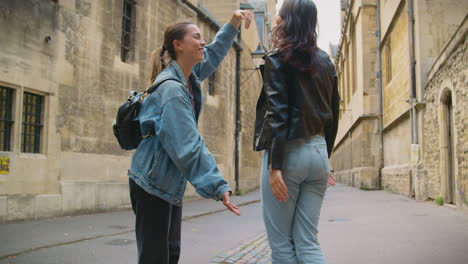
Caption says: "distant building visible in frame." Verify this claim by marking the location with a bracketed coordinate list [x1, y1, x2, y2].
[332, 0, 467, 208]
[247, 0, 277, 48]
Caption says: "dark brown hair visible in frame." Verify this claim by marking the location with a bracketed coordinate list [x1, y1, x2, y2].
[272, 0, 323, 74]
[148, 21, 195, 85]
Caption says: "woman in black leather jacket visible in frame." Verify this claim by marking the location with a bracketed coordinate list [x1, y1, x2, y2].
[253, 0, 339, 263]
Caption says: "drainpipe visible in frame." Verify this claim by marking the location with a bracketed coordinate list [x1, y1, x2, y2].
[376, 0, 383, 188]
[349, 131, 353, 187]
[234, 27, 242, 195]
[407, 0, 418, 197]
[408, 0, 418, 145]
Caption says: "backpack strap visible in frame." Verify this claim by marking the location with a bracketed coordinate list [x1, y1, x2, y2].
[145, 78, 181, 94]
[142, 78, 181, 138]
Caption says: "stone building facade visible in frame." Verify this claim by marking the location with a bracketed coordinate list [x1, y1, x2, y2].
[422, 17, 467, 206]
[331, 0, 381, 190]
[0, 0, 267, 222]
[332, 0, 467, 208]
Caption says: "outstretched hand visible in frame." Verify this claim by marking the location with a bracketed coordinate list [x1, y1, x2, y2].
[222, 191, 241, 216]
[230, 10, 253, 29]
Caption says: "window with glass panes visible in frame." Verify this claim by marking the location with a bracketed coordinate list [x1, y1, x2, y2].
[121, 0, 135, 62]
[0, 87, 14, 151]
[22, 92, 43, 153]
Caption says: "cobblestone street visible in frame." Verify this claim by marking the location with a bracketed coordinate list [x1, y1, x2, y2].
[210, 233, 271, 264]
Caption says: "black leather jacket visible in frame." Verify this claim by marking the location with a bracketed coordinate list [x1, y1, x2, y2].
[253, 50, 340, 170]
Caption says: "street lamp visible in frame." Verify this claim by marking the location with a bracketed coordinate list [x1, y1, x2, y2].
[251, 43, 266, 58]
[251, 43, 266, 69]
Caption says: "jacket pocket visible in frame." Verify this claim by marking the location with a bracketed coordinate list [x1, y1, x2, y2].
[131, 137, 156, 175]
[147, 148, 185, 195]
[147, 149, 163, 181]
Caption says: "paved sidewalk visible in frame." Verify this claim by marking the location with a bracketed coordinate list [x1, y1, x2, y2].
[0, 191, 260, 260]
[208, 185, 468, 264]
[3, 185, 468, 264]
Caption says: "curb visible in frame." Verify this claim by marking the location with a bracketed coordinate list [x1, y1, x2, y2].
[0, 199, 261, 260]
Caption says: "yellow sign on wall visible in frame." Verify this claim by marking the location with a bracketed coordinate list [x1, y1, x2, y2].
[0, 157, 10, 174]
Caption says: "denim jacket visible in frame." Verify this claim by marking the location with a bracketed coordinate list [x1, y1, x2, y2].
[128, 22, 238, 206]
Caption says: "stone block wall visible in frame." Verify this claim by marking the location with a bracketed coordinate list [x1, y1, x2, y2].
[331, 117, 380, 189]
[381, 164, 411, 196]
[423, 23, 467, 206]
[381, 115, 411, 195]
[381, 3, 410, 127]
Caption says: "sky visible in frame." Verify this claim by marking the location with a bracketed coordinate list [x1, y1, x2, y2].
[275, 0, 341, 51]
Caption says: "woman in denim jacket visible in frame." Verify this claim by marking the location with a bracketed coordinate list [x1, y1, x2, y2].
[128, 10, 252, 264]
[254, 0, 340, 263]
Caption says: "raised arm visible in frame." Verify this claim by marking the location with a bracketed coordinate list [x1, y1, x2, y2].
[194, 10, 252, 81]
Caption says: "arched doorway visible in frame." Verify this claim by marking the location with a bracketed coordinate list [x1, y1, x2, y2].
[439, 90, 455, 204]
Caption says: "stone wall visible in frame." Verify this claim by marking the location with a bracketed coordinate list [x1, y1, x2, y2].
[381, 3, 410, 127]
[423, 19, 468, 206]
[331, 117, 380, 189]
[332, 1, 381, 190]
[381, 163, 411, 196]
[413, 0, 468, 96]
[381, 115, 411, 195]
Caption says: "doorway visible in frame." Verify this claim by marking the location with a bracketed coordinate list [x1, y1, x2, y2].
[440, 91, 456, 204]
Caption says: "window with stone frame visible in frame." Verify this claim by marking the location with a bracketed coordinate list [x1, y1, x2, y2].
[121, 0, 136, 63]
[340, 60, 345, 111]
[0, 87, 14, 152]
[338, 66, 345, 115]
[21, 92, 44, 153]
[345, 42, 351, 103]
[351, 21, 357, 94]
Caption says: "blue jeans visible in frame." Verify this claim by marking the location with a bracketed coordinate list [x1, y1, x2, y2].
[261, 136, 329, 264]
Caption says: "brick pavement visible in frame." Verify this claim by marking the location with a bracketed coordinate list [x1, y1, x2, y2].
[210, 232, 271, 264]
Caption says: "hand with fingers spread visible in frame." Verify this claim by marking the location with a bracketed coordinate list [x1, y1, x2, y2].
[270, 169, 289, 202]
[222, 191, 241, 216]
[229, 10, 253, 29]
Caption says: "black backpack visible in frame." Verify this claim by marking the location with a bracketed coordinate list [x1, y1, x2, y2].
[112, 78, 177, 150]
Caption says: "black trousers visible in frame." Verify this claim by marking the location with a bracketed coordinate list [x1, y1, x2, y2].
[129, 178, 182, 264]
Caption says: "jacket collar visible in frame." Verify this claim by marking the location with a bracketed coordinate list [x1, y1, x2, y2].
[169, 60, 200, 86]
[168, 60, 187, 86]
[152, 60, 200, 92]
